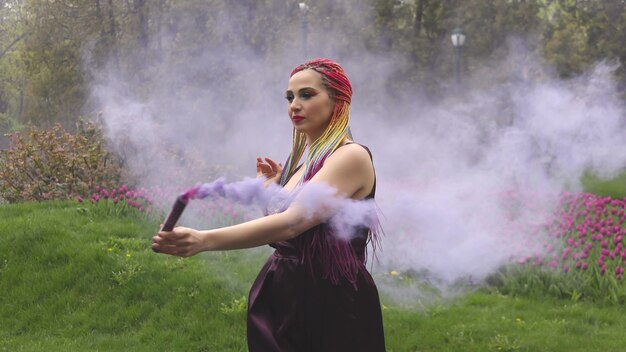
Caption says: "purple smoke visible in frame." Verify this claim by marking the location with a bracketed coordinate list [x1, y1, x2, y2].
[182, 178, 380, 239]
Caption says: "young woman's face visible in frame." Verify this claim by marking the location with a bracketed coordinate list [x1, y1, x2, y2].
[285, 69, 334, 138]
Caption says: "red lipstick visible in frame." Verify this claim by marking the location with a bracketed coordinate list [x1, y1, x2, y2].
[292, 115, 305, 123]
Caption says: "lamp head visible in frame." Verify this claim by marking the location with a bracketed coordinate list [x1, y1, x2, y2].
[451, 27, 466, 47]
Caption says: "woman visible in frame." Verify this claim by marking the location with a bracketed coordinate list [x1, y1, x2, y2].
[152, 58, 385, 351]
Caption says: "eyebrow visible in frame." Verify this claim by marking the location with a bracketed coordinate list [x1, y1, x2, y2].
[285, 87, 319, 95]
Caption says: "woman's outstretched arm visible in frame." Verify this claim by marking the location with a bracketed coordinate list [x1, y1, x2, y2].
[151, 144, 373, 256]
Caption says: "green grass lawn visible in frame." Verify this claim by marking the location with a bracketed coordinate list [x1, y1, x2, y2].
[3, 201, 626, 351]
[582, 171, 626, 198]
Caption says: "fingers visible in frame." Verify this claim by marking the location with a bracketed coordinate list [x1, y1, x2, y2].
[158, 228, 188, 240]
[257, 157, 272, 176]
[152, 227, 187, 245]
[258, 157, 282, 172]
[257, 156, 280, 178]
[151, 242, 192, 257]
[151, 236, 191, 257]
[152, 226, 199, 257]
[256, 157, 264, 175]
[264, 157, 280, 170]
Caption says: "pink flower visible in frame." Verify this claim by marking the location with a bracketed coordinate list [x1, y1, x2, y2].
[77, 196, 83, 203]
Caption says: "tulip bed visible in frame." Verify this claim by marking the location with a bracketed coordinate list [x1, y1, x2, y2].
[494, 192, 626, 303]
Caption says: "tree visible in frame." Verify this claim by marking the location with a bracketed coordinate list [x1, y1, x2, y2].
[0, 0, 27, 145]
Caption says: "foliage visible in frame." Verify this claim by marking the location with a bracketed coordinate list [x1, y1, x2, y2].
[0, 121, 123, 202]
[219, 295, 248, 314]
[541, 0, 626, 87]
[0, 0, 624, 130]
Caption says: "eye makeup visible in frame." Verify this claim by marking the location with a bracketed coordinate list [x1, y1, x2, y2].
[285, 87, 319, 102]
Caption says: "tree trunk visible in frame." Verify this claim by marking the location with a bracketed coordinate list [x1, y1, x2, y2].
[134, 0, 149, 51]
[377, 0, 394, 51]
[156, 0, 165, 54]
[18, 78, 25, 119]
[95, 0, 104, 34]
[414, 0, 424, 38]
[410, 0, 425, 61]
[107, 0, 120, 70]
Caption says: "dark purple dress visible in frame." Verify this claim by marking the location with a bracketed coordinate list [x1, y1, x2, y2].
[247, 145, 385, 352]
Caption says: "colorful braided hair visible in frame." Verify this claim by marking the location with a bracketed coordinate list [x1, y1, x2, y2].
[277, 59, 381, 287]
[278, 58, 353, 186]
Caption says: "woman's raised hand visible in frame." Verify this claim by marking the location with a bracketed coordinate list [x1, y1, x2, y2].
[152, 226, 205, 257]
[256, 157, 283, 185]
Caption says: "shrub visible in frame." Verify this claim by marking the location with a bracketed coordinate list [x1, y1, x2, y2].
[0, 121, 124, 202]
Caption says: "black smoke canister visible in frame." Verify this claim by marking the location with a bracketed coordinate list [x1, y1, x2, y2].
[160, 195, 189, 231]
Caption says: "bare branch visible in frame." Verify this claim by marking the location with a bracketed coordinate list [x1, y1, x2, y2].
[0, 32, 25, 60]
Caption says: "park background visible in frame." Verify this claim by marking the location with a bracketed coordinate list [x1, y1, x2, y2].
[3, 0, 626, 351]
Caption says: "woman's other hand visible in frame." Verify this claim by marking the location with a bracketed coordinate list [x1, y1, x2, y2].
[152, 226, 206, 257]
[256, 157, 282, 185]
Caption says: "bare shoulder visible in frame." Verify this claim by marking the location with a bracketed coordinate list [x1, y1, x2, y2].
[311, 143, 374, 198]
[325, 143, 374, 180]
[325, 143, 373, 174]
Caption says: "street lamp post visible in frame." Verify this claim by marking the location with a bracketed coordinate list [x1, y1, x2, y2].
[450, 27, 466, 84]
[299, 2, 310, 58]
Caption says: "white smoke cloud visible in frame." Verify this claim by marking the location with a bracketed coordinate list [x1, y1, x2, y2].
[88, 3, 626, 303]
[369, 57, 626, 301]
